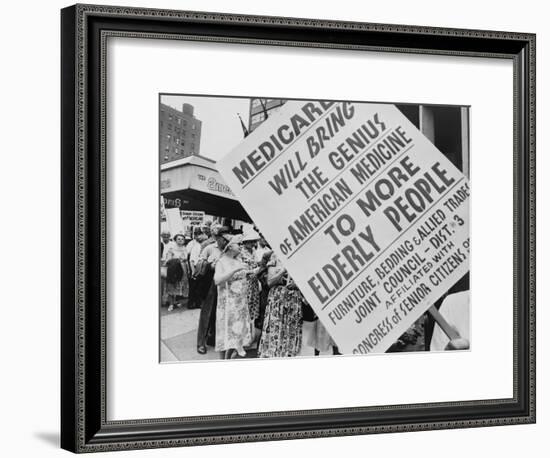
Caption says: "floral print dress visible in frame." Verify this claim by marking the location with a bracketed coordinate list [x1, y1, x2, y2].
[215, 259, 252, 353]
[239, 248, 260, 321]
[258, 256, 303, 358]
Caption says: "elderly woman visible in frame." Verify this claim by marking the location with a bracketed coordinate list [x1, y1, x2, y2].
[164, 233, 190, 311]
[258, 253, 303, 358]
[214, 234, 256, 359]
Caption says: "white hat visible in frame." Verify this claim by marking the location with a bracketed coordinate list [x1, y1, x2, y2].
[223, 234, 244, 252]
[241, 229, 260, 243]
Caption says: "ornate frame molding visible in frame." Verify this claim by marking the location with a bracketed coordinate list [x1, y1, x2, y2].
[61, 4, 535, 453]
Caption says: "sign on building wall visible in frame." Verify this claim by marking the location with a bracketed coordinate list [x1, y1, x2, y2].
[161, 163, 238, 200]
[180, 210, 205, 227]
[190, 170, 237, 199]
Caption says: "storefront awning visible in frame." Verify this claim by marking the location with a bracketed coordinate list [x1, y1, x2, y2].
[161, 155, 238, 201]
[161, 155, 251, 222]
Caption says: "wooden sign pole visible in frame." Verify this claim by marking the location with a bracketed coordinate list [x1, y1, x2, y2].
[428, 305, 460, 341]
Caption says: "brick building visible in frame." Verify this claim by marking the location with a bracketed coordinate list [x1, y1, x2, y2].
[159, 102, 202, 164]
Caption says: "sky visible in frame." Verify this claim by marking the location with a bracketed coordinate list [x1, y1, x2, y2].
[161, 94, 251, 161]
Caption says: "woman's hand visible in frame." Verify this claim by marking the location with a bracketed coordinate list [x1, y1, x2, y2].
[246, 267, 261, 277]
[233, 265, 245, 274]
[230, 266, 247, 281]
[445, 338, 470, 350]
[267, 266, 287, 288]
[286, 277, 299, 290]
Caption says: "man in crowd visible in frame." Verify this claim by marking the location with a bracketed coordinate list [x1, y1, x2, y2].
[187, 228, 205, 309]
[193, 221, 215, 306]
[200, 221, 214, 248]
[160, 229, 174, 307]
[160, 229, 174, 259]
[196, 225, 230, 355]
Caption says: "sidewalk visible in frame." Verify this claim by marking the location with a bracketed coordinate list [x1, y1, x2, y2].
[160, 306, 214, 361]
[160, 305, 330, 362]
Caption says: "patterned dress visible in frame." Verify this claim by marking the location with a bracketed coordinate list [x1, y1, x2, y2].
[215, 258, 252, 352]
[258, 258, 303, 358]
[164, 244, 189, 299]
[239, 248, 260, 321]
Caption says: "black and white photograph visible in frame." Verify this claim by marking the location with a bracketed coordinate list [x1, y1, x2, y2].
[159, 95, 471, 362]
[0, 0, 543, 455]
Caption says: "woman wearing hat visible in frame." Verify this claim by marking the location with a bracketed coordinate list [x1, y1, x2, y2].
[164, 233, 190, 311]
[240, 230, 261, 327]
[213, 234, 255, 359]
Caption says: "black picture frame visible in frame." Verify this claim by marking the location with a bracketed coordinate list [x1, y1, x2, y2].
[61, 4, 536, 453]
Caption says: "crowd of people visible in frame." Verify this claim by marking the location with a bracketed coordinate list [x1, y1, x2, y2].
[160, 222, 339, 359]
[160, 221, 470, 360]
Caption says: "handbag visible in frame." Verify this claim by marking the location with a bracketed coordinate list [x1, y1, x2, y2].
[166, 258, 184, 284]
[194, 258, 209, 277]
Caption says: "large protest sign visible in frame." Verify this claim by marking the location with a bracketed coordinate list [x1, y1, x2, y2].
[218, 100, 470, 354]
